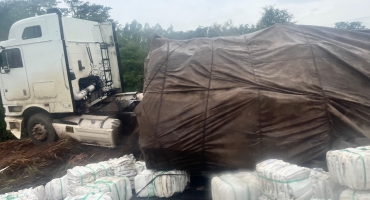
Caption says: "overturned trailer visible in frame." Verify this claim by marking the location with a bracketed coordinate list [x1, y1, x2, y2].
[135, 24, 370, 171]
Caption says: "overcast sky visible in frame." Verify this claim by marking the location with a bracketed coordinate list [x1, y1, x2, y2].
[86, 0, 370, 31]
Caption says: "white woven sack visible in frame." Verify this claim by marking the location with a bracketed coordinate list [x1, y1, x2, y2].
[340, 189, 370, 200]
[327, 146, 370, 190]
[30, 185, 45, 200]
[311, 168, 345, 200]
[74, 176, 132, 200]
[135, 170, 155, 198]
[67, 166, 96, 196]
[256, 159, 312, 200]
[0, 187, 40, 200]
[45, 175, 68, 200]
[135, 161, 146, 174]
[135, 170, 189, 198]
[211, 173, 259, 200]
[85, 162, 114, 178]
[64, 192, 113, 200]
[108, 155, 136, 171]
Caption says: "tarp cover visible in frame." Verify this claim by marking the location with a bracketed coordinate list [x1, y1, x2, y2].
[135, 24, 370, 171]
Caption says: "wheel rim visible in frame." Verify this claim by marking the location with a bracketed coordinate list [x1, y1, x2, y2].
[32, 124, 47, 141]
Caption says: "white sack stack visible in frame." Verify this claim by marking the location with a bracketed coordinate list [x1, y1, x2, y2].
[211, 172, 259, 200]
[135, 170, 189, 198]
[85, 162, 114, 178]
[0, 186, 45, 200]
[310, 168, 344, 200]
[327, 146, 370, 190]
[45, 175, 68, 200]
[67, 164, 110, 196]
[108, 154, 136, 188]
[256, 159, 312, 200]
[73, 176, 132, 200]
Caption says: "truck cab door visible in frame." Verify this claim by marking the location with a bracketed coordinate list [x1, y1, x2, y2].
[0, 47, 31, 100]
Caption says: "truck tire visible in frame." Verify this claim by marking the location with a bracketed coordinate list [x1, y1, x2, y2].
[27, 112, 58, 146]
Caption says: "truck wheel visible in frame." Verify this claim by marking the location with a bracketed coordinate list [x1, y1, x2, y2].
[27, 112, 58, 146]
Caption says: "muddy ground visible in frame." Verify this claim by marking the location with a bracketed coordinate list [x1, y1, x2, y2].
[0, 137, 211, 199]
[0, 137, 132, 194]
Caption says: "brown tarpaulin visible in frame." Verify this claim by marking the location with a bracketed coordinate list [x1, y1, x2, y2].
[135, 24, 370, 171]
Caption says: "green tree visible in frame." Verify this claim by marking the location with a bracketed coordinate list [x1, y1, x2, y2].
[0, 0, 58, 41]
[335, 21, 367, 30]
[119, 38, 147, 92]
[256, 5, 295, 30]
[63, 0, 111, 22]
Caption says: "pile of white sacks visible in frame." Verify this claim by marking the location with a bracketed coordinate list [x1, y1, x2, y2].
[211, 145, 370, 200]
[212, 172, 259, 200]
[0, 186, 45, 200]
[327, 146, 370, 200]
[211, 159, 345, 200]
[1, 154, 189, 200]
[257, 159, 313, 199]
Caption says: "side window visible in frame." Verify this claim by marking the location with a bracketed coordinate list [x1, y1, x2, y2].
[0, 52, 3, 68]
[22, 25, 42, 40]
[4, 49, 23, 68]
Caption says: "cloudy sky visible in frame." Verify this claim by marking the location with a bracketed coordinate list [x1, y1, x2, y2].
[87, 0, 370, 31]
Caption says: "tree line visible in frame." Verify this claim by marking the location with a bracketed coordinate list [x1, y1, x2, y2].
[0, 0, 367, 141]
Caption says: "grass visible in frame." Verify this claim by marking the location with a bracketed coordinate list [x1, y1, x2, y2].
[0, 138, 77, 193]
[0, 136, 131, 194]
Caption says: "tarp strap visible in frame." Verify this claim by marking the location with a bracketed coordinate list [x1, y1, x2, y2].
[298, 25, 334, 132]
[135, 171, 171, 197]
[352, 190, 356, 200]
[148, 171, 167, 199]
[85, 166, 97, 181]
[95, 181, 121, 200]
[148, 173, 155, 199]
[202, 39, 215, 169]
[341, 149, 367, 189]
[151, 40, 175, 169]
[218, 176, 237, 200]
[244, 34, 263, 159]
[59, 178, 64, 199]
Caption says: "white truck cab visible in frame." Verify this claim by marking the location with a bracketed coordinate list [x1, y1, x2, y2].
[0, 10, 139, 147]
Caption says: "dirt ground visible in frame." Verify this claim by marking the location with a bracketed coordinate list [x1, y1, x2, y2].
[0, 137, 211, 199]
[0, 137, 132, 194]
